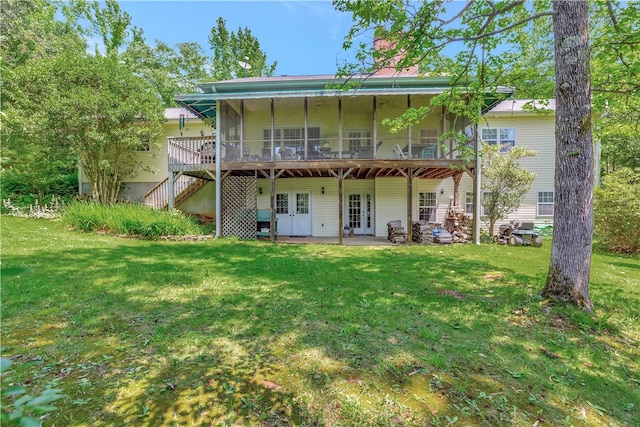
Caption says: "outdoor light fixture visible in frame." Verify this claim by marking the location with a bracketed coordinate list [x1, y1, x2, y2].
[259, 187, 263, 195]
[321, 186, 325, 194]
[440, 188, 445, 194]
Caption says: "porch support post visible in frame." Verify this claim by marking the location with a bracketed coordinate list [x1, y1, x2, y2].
[270, 98, 275, 160]
[373, 96, 378, 158]
[215, 100, 222, 238]
[270, 168, 276, 241]
[304, 97, 309, 159]
[407, 167, 413, 244]
[442, 105, 448, 159]
[474, 120, 481, 245]
[452, 171, 463, 208]
[407, 95, 412, 158]
[168, 170, 175, 210]
[338, 168, 344, 245]
[240, 99, 244, 158]
[338, 97, 343, 159]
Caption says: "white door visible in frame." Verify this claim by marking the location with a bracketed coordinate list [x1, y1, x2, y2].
[276, 192, 312, 236]
[346, 192, 374, 235]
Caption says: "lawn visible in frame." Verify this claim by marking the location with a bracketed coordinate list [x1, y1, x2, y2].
[1, 216, 639, 426]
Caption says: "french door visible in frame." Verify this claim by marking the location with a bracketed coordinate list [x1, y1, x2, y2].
[275, 192, 312, 236]
[346, 192, 374, 235]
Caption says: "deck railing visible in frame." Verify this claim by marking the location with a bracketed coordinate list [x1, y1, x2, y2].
[167, 135, 468, 170]
[168, 136, 216, 169]
[143, 174, 199, 209]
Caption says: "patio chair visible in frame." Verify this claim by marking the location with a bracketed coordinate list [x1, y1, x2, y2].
[394, 144, 407, 159]
[278, 147, 296, 160]
[420, 144, 437, 159]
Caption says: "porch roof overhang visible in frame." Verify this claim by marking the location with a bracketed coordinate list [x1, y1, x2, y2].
[174, 74, 513, 120]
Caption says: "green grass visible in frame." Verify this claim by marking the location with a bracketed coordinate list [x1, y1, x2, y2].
[1, 215, 639, 426]
[61, 202, 207, 238]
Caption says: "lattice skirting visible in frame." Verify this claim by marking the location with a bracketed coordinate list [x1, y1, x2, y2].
[221, 176, 257, 239]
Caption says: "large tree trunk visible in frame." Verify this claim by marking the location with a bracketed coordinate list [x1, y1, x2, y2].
[542, 0, 594, 310]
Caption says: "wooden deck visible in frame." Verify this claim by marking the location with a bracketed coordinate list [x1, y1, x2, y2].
[168, 136, 474, 180]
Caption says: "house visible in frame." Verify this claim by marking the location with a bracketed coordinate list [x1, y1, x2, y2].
[160, 72, 557, 242]
[79, 107, 216, 216]
[480, 99, 556, 225]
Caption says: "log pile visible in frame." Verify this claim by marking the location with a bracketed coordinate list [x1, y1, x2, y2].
[443, 206, 472, 243]
[387, 220, 408, 244]
[412, 220, 435, 243]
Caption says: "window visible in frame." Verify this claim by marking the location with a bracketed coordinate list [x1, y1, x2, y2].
[263, 127, 321, 151]
[419, 192, 437, 222]
[538, 191, 554, 216]
[276, 193, 289, 214]
[465, 191, 474, 214]
[263, 129, 282, 149]
[481, 127, 515, 152]
[296, 193, 309, 215]
[420, 129, 438, 144]
[346, 130, 372, 152]
[481, 191, 493, 216]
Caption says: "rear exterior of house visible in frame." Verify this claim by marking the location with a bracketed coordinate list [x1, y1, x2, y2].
[109, 75, 556, 241]
[479, 100, 556, 227]
[165, 74, 558, 241]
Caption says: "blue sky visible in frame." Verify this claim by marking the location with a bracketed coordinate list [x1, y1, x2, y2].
[117, 1, 358, 76]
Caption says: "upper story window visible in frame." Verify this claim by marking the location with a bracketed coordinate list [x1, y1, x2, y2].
[346, 130, 372, 152]
[420, 129, 439, 144]
[481, 128, 515, 152]
[263, 127, 320, 151]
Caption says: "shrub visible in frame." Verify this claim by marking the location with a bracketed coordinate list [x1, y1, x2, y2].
[1, 358, 66, 426]
[594, 168, 640, 253]
[61, 202, 206, 238]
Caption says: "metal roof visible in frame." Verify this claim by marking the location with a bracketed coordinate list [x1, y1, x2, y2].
[174, 74, 513, 120]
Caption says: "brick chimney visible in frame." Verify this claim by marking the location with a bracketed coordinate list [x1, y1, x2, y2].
[373, 36, 419, 76]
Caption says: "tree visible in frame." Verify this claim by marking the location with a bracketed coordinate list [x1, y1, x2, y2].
[208, 17, 277, 80]
[480, 143, 538, 237]
[3, 0, 165, 204]
[0, 0, 86, 203]
[8, 51, 164, 203]
[333, 0, 629, 310]
[594, 168, 640, 253]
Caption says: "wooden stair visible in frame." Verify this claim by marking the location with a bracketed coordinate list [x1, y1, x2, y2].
[174, 178, 208, 207]
[143, 176, 209, 209]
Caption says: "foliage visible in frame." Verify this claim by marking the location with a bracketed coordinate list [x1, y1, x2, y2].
[6, 51, 164, 204]
[480, 142, 538, 236]
[208, 16, 277, 80]
[61, 202, 206, 238]
[0, 0, 85, 203]
[122, 38, 211, 107]
[1, 358, 66, 427]
[590, 1, 640, 174]
[594, 168, 640, 253]
[2, 216, 639, 425]
[3, 196, 64, 219]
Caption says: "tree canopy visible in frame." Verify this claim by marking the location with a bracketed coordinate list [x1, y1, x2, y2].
[1, 0, 278, 205]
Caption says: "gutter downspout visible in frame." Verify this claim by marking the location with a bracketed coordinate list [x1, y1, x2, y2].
[215, 100, 222, 238]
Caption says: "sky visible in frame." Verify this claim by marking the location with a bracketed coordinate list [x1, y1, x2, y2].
[116, 1, 359, 76]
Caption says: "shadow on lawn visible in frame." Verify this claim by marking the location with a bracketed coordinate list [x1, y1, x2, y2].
[2, 236, 638, 425]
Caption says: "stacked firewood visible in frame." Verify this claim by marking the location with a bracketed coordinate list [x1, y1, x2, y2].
[387, 220, 408, 244]
[443, 206, 472, 243]
[412, 220, 434, 243]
